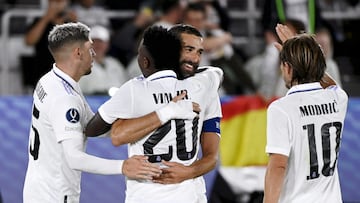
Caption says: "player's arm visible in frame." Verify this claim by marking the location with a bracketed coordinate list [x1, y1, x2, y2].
[85, 113, 112, 137]
[273, 24, 338, 89]
[152, 79, 223, 184]
[110, 92, 200, 146]
[153, 130, 220, 184]
[85, 111, 160, 142]
[320, 72, 337, 88]
[190, 131, 219, 176]
[263, 153, 288, 203]
[85, 92, 198, 139]
[154, 87, 222, 184]
[61, 137, 161, 179]
[110, 112, 161, 146]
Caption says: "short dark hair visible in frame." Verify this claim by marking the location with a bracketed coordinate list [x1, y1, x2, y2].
[142, 25, 181, 71]
[169, 24, 203, 38]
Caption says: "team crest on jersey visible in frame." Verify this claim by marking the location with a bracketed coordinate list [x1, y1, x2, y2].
[66, 108, 80, 123]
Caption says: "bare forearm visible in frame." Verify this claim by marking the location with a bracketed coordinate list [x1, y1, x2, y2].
[189, 154, 217, 178]
[110, 93, 197, 146]
[85, 113, 111, 137]
[25, 16, 50, 45]
[111, 112, 161, 146]
[320, 72, 337, 88]
[263, 154, 287, 203]
[189, 132, 220, 178]
[264, 167, 285, 203]
[153, 132, 220, 184]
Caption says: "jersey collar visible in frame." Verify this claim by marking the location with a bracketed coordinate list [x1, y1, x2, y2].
[146, 70, 177, 82]
[52, 64, 81, 93]
[286, 82, 322, 96]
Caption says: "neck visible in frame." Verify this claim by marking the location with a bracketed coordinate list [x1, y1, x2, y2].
[55, 62, 81, 82]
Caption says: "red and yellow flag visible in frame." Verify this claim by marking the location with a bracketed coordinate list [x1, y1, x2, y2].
[220, 95, 276, 167]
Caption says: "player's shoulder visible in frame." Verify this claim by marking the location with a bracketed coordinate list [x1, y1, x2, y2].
[196, 66, 223, 74]
[268, 95, 293, 111]
[194, 66, 223, 81]
[326, 85, 349, 100]
[40, 72, 74, 96]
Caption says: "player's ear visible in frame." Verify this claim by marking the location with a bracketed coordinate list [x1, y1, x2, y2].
[283, 62, 293, 78]
[143, 56, 150, 68]
[74, 46, 81, 59]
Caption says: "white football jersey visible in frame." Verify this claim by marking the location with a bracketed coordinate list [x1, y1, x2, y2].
[23, 66, 94, 203]
[98, 67, 223, 203]
[266, 82, 348, 203]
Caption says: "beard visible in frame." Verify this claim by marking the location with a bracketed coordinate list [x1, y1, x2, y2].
[84, 69, 92, 75]
[179, 60, 199, 79]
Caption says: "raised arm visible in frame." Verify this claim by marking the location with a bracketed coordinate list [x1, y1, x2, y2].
[274, 24, 337, 89]
[320, 72, 337, 88]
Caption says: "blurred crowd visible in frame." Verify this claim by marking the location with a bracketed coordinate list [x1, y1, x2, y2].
[0, 0, 359, 98]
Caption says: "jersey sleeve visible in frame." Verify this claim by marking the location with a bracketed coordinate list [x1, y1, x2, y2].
[198, 66, 224, 90]
[202, 92, 222, 135]
[98, 81, 134, 124]
[62, 137, 123, 175]
[197, 67, 223, 135]
[265, 103, 291, 156]
[49, 95, 84, 142]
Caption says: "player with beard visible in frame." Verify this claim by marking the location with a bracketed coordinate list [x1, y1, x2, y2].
[85, 24, 223, 202]
[86, 24, 222, 188]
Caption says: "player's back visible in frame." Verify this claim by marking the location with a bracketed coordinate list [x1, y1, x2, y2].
[270, 83, 348, 203]
[111, 68, 222, 203]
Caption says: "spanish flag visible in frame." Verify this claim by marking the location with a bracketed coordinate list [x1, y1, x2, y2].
[220, 95, 276, 166]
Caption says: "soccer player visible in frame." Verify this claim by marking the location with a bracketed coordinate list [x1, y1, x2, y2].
[263, 24, 348, 203]
[87, 25, 223, 203]
[22, 22, 163, 203]
[153, 24, 222, 184]
[86, 24, 222, 187]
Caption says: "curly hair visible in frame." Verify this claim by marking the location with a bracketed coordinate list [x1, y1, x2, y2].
[142, 25, 182, 71]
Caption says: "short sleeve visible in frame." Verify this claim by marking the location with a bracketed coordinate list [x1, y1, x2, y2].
[204, 92, 222, 121]
[198, 66, 224, 90]
[265, 103, 291, 156]
[49, 95, 84, 142]
[98, 81, 134, 124]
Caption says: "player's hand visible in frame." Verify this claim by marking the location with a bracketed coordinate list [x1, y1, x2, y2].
[156, 92, 200, 124]
[171, 91, 187, 102]
[172, 91, 200, 114]
[274, 23, 296, 51]
[122, 155, 162, 180]
[152, 161, 192, 184]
